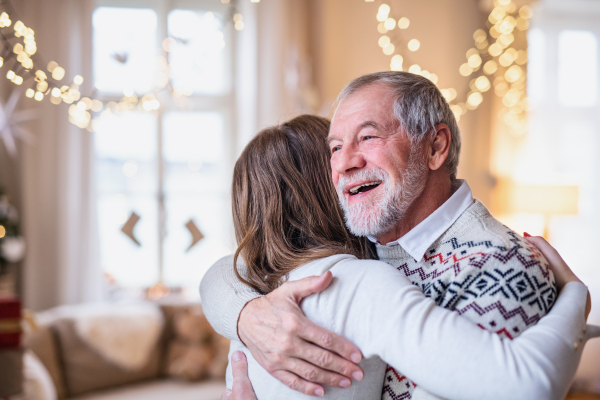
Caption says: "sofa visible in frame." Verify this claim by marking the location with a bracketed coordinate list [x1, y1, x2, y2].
[22, 302, 228, 400]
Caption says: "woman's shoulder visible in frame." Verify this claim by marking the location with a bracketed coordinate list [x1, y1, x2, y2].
[288, 254, 397, 282]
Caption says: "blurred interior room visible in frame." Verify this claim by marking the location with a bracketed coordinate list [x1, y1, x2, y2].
[0, 0, 599, 398]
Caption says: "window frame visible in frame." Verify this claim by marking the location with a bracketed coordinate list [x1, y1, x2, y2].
[92, 0, 237, 290]
[527, 2, 600, 180]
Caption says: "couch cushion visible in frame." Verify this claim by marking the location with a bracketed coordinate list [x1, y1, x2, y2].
[24, 324, 68, 399]
[159, 304, 230, 380]
[67, 379, 226, 400]
[54, 319, 162, 397]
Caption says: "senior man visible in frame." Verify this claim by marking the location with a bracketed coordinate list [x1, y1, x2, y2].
[201, 71, 556, 399]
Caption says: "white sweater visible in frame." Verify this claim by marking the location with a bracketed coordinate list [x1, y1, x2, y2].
[221, 254, 594, 400]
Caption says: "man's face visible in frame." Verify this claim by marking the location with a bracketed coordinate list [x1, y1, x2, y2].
[328, 83, 428, 239]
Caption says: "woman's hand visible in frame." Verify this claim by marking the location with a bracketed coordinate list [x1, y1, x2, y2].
[222, 351, 257, 400]
[524, 233, 591, 320]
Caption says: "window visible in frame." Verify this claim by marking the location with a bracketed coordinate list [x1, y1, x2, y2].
[92, 1, 235, 299]
[167, 9, 231, 95]
[526, 28, 545, 103]
[557, 30, 598, 107]
[92, 7, 158, 94]
[523, 3, 600, 356]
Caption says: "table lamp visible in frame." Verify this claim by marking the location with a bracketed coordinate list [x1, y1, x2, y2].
[493, 178, 579, 239]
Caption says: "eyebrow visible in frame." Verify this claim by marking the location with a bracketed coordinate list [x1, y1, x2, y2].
[327, 120, 381, 145]
[360, 120, 380, 130]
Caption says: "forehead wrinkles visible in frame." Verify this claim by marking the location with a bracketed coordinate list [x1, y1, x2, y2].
[334, 98, 371, 120]
[333, 88, 398, 131]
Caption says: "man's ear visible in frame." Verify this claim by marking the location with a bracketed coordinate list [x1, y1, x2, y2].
[428, 123, 451, 171]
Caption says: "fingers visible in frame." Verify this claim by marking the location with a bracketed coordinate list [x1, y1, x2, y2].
[524, 235, 556, 256]
[272, 370, 326, 397]
[231, 351, 257, 400]
[523, 235, 570, 268]
[299, 319, 363, 366]
[276, 322, 363, 387]
[221, 390, 232, 400]
[524, 235, 566, 272]
[261, 335, 362, 389]
[280, 272, 334, 303]
[524, 234, 582, 291]
[231, 350, 249, 379]
[285, 356, 356, 389]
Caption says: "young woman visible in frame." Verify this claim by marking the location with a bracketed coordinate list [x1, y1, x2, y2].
[221, 115, 593, 400]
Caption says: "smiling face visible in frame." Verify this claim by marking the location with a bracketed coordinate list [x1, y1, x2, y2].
[328, 83, 429, 239]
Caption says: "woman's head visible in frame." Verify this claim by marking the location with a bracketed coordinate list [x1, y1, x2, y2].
[232, 115, 371, 294]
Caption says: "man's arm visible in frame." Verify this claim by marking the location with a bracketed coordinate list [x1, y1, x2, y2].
[200, 255, 364, 396]
[200, 255, 261, 341]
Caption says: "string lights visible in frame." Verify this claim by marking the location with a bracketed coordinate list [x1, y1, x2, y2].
[0, 0, 259, 134]
[222, 0, 255, 31]
[370, 0, 532, 136]
[0, 7, 102, 130]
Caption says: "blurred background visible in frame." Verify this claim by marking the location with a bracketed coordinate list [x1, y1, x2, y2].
[0, 0, 598, 398]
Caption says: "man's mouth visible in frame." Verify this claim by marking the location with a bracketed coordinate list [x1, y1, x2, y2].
[348, 181, 382, 196]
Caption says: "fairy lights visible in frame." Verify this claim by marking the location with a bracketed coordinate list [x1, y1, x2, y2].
[234, 13, 244, 31]
[0, 12, 11, 27]
[0, 8, 98, 129]
[397, 17, 410, 29]
[228, 0, 260, 31]
[368, 0, 532, 134]
[390, 54, 403, 71]
[0, 0, 259, 132]
[407, 39, 420, 51]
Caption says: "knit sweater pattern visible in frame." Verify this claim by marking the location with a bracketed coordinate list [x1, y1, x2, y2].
[377, 200, 557, 400]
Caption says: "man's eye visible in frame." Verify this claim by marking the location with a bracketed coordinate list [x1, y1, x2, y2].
[363, 136, 374, 140]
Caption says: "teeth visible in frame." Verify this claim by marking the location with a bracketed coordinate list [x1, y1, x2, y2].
[349, 181, 381, 194]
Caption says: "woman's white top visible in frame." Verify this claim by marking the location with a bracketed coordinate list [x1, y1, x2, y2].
[225, 254, 596, 400]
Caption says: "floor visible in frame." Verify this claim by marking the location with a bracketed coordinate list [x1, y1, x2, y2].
[68, 379, 227, 400]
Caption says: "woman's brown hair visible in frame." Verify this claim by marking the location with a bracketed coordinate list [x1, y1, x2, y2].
[232, 115, 374, 294]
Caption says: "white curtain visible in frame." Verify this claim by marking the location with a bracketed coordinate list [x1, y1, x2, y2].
[18, 0, 102, 310]
[236, 0, 320, 150]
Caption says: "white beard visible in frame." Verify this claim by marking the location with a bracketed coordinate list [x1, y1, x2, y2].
[336, 150, 428, 238]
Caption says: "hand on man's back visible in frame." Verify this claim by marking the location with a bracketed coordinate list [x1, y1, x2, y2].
[237, 272, 364, 397]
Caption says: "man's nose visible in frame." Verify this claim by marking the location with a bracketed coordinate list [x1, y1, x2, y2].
[334, 144, 366, 174]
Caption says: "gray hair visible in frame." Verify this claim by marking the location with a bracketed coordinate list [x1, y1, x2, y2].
[336, 71, 462, 181]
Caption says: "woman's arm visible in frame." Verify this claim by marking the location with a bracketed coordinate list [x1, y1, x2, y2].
[301, 257, 593, 400]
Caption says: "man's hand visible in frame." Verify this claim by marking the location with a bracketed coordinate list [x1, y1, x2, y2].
[238, 272, 364, 397]
[221, 351, 256, 400]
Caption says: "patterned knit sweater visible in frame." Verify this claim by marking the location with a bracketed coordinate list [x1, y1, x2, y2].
[377, 199, 556, 400]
